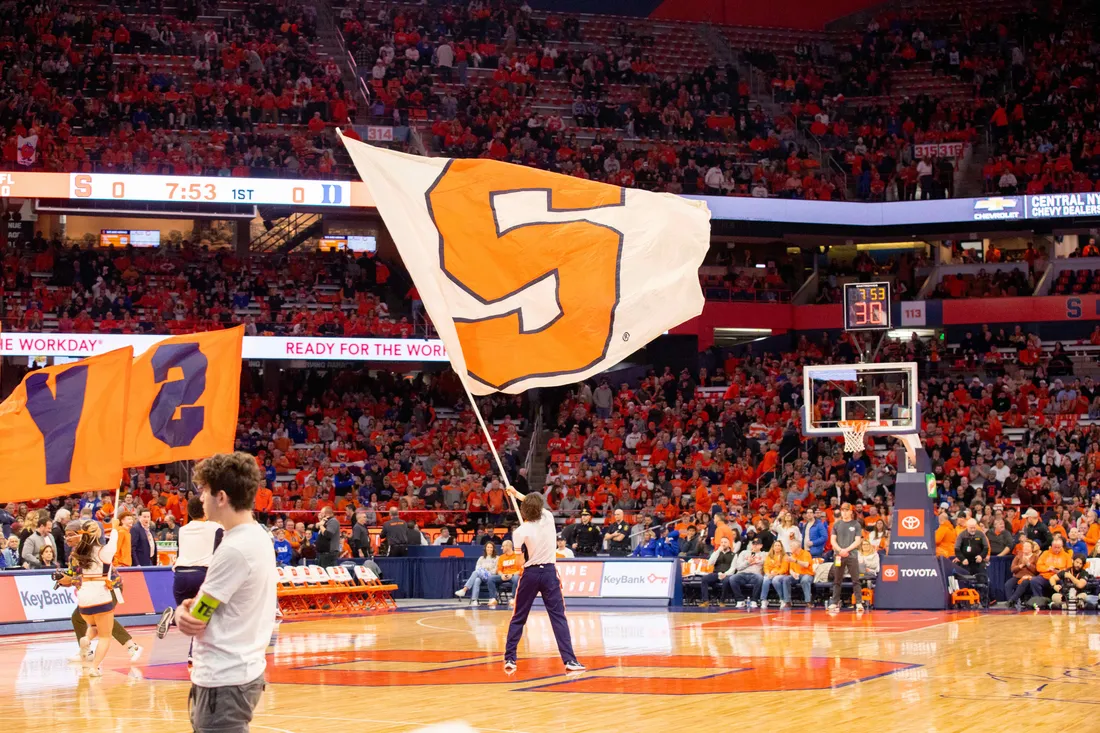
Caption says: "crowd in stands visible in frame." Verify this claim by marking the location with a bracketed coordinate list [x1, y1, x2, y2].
[0, 0, 370, 177]
[699, 248, 804, 303]
[981, 0, 1100, 196]
[4, 319, 1100, 610]
[742, 0, 1100, 201]
[746, 6, 998, 201]
[0, 364, 531, 570]
[344, 0, 852, 198]
[931, 265, 1034, 299]
[0, 237, 426, 337]
[522, 328, 1100, 607]
[0, 0, 1097, 200]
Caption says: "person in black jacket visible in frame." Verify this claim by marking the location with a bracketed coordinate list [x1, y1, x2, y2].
[954, 518, 991, 595]
[678, 524, 705, 558]
[52, 508, 71, 565]
[315, 507, 341, 567]
[1023, 508, 1053, 550]
[571, 510, 602, 556]
[130, 508, 155, 566]
[350, 511, 372, 559]
[380, 508, 409, 556]
[699, 537, 736, 606]
[603, 509, 631, 556]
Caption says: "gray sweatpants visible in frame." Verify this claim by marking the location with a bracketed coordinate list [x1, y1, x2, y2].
[189, 675, 266, 733]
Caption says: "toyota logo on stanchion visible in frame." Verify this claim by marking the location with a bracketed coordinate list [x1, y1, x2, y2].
[897, 509, 924, 537]
[882, 565, 899, 582]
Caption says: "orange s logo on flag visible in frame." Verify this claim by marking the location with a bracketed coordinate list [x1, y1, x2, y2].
[341, 134, 711, 394]
[0, 347, 133, 504]
[428, 161, 625, 390]
[123, 326, 243, 467]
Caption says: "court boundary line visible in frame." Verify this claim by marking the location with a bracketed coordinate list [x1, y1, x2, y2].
[67, 706, 541, 733]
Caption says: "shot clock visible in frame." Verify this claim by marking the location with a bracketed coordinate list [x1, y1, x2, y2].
[843, 281, 891, 331]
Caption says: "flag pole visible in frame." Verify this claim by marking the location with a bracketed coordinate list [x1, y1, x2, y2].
[457, 376, 523, 520]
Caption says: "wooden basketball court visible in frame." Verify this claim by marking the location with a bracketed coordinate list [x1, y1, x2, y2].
[1, 606, 1097, 732]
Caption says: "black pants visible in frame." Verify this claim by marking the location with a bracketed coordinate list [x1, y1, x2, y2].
[387, 544, 407, 557]
[1005, 576, 1033, 604]
[317, 552, 339, 567]
[175, 567, 208, 605]
[831, 554, 863, 606]
[699, 572, 723, 603]
[504, 564, 577, 664]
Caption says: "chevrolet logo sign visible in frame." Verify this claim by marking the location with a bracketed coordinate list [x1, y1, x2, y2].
[974, 197, 1018, 212]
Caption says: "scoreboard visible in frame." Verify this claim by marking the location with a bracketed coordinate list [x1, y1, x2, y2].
[318, 234, 377, 253]
[843, 281, 891, 331]
[100, 229, 160, 247]
[0, 171, 375, 208]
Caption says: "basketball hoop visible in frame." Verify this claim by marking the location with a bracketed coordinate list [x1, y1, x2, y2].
[838, 419, 873, 453]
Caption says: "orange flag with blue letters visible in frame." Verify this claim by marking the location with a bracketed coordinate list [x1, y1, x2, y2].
[0, 347, 133, 503]
[122, 326, 244, 467]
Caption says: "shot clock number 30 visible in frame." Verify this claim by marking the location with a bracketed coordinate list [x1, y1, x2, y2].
[843, 281, 892, 331]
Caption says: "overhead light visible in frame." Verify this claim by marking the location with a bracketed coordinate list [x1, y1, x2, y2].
[887, 328, 938, 340]
[714, 328, 772, 336]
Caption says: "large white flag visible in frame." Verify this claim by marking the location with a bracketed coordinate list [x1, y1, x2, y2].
[340, 134, 711, 395]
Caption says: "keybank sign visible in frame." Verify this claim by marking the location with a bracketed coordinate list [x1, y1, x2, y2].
[20, 588, 75, 609]
[14, 575, 77, 621]
[600, 562, 674, 599]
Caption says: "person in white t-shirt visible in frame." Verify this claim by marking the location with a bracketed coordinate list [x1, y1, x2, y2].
[156, 496, 224, 660]
[502, 487, 584, 674]
[176, 453, 277, 733]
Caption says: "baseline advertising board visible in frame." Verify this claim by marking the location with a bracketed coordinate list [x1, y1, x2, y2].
[0, 568, 175, 628]
[0, 332, 449, 362]
[557, 560, 675, 600]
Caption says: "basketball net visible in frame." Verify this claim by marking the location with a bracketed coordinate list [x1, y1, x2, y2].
[838, 419, 872, 453]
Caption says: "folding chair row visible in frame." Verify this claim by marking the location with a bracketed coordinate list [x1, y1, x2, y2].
[275, 564, 398, 618]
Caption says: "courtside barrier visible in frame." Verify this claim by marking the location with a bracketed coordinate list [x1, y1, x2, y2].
[0, 567, 174, 636]
[0, 563, 400, 635]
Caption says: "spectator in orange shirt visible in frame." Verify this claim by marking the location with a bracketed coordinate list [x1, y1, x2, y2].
[711, 511, 736, 552]
[935, 510, 957, 557]
[486, 480, 506, 521]
[1031, 535, 1073, 599]
[493, 539, 523, 594]
[254, 482, 274, 523]
[113, 511, 134, 568]
[788, 545, 814, 604]
[759, 542, 791, 608]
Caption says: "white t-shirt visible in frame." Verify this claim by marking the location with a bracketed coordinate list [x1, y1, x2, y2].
[175, 520, 223, 568]
[512, 508, 557, 566]
[191, 521, 277, 687]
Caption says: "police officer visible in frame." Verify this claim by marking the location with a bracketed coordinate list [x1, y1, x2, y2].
[604, 509, 631, 557]
[572, 509, 602, 557]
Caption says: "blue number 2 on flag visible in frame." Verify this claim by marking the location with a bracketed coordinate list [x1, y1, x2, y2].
[25, 366, 89, 485]
[149, 343, 208, 448]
